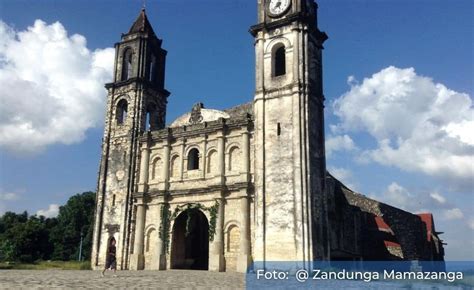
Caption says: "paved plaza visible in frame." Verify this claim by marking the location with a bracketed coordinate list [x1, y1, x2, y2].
[0, 270, 245, 289]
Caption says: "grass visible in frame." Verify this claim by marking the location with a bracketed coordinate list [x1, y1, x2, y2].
[0, 260, 91, 270]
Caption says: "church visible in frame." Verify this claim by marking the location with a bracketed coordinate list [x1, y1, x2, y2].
[91, 0, 444, 272]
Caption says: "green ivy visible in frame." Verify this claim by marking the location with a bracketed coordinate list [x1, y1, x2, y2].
[160, 201, 220, 253]
[158, 203, 171, 254]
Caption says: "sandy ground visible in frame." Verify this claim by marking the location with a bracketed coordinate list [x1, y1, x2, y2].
[0, 269, 245, 289]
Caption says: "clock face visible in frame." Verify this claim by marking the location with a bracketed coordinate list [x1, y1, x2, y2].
[268, 0, 291, 17]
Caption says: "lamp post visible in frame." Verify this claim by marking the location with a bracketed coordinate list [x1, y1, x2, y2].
[78, 228, 83, 262]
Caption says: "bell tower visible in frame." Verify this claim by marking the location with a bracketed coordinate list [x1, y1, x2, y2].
[91, 8, 170, 270]
[250, 0, 329, 265]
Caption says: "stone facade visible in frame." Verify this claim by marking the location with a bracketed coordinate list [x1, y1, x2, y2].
[92, 1, 444, 273]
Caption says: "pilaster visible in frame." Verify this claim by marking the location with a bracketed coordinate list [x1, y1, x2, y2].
[237, 193, 252, 272]
[161, 137, 171, 191]
[130, 195, 146, 270]
[137, 144, 150, 193]
[209, 198, 225, 272]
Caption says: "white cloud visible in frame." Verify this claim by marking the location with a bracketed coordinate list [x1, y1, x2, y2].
[442, 208, 464, 220]
[0, 20, 114, 154]
[328, 166, 357, 190]
[379, 182, 415, 212]
[0, 191, 20, 216]
[325, 134, 356, 157]
[36, 204, 59, 218]
[333, 66, 474, 189]
[468, 218, 474, 230]
[0, 191, 19, 201]
[429, 192, 446, 205]
[374, 182, 458, 214]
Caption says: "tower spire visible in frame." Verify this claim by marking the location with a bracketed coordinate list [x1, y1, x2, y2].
[128, 7, 155, 36]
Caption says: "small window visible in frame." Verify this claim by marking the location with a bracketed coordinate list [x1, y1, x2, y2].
[277, 123, 281, 136]
[149, 54, 156, 82]
[187, 148, 200, 170]
[116, 99, 128, 125]
[145, 112, 151, 131]
[274, 45, 286, 77]
[112, 194, 116, 207]
[121, 48, 133, 81]
[145, 104, 156, 131]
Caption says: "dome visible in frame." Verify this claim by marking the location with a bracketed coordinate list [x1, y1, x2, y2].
[169, 103, 230, 127]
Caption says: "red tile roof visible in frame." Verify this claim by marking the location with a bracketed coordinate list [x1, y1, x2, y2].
[384, 240, 401, 247]
[375, 216, 391, 231]
[418, 213, 434, 242]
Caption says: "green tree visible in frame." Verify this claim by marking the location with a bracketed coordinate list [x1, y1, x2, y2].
[50, 191, 96, 261]
[0, 238, 15, 261]
[0, 212, 55, 262]
[0, 191, 96, 262]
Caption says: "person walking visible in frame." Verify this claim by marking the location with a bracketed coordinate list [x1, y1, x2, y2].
[101, 238, 117, 277]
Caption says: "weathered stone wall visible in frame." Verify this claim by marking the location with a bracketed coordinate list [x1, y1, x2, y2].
[343, 190, 427, 260]
[326, 175, 361, 259]
[326, 173, 446, 262]
[327, 173, 434, 261]
[223, 196, 242, 272]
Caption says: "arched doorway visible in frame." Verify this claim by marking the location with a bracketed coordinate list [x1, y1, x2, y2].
[171, 209, 209, 270]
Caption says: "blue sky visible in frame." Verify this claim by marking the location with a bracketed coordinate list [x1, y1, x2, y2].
[0, 0, 472, 260]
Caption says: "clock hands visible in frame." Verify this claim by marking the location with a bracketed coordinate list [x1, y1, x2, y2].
[275, 0, 282, 9]
[269, 0, 288, 15]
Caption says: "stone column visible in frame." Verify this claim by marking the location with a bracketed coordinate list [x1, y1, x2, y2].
[137, 144, 150, 193]
[179, 141, 185, 180]
[202, 135, 208, 179]
[217, 134, 225, 185]
[161, 139, 170, 191]
[242, 131, 250, 182]
[130, 196, 146, 270]
[156, 201, 167, 270]
[209, 198, 225, 272]
[237, 194, 251, 272]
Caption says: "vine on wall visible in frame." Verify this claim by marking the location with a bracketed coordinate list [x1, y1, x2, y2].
[158, 203, 171, 254]
[159, 201, 219, 254]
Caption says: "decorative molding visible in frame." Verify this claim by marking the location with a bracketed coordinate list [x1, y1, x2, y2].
[188, 102, 204, 124]
[104, 223, 120, 234]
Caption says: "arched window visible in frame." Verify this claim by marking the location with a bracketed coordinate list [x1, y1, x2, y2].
[187, 148, 200, 170]
[116, 99, 128, 125]
[273, 45, 286, 77]
[121, 48, 133, 81]
[229, 146, 242, 172]
[227, 225, 240, 253]
[170, 155, 179, 178]
[145, 228, 157, 253]
[151, 158, 162, 180]
[207, 150, 217, 174]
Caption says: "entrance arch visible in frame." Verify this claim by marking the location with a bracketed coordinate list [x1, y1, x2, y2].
[171, 209, 209, 270]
